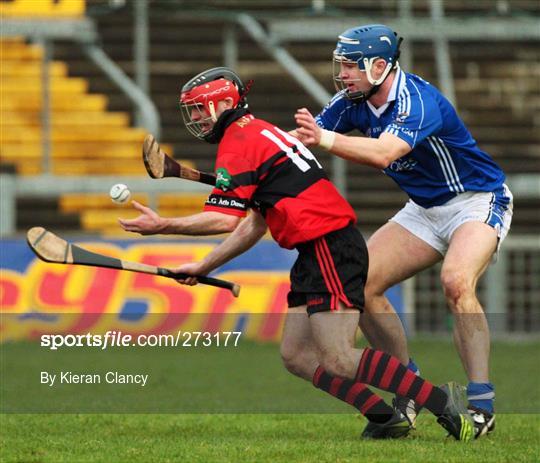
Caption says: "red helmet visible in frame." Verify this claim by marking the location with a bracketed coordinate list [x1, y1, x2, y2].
[179, 67, 247, 141]
[180, 78, 241, 113]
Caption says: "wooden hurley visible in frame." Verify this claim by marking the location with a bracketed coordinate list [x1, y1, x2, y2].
[27, 227, 240, 297]
[142, 134, 217, 186]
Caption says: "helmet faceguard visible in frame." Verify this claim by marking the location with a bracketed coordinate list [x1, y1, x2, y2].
[179, 67, 249, 142]
[333, 24, 402, 102]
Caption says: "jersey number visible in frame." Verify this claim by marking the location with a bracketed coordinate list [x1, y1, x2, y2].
[261, 128, 322, 172]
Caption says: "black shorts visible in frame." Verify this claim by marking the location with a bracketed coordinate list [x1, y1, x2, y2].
[287, 224, 368, 315]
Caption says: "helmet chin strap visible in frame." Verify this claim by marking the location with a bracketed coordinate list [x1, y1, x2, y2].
[349, 61, 398, 103]
[364, 57, 394, 85]
[208, 101, 218, 122]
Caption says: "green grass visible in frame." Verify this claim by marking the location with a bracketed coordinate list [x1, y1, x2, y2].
[2, 339, 539, 462]
[2, 414, 538, 462]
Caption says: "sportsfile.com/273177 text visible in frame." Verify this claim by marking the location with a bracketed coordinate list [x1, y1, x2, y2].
[40, 331, 243, 350]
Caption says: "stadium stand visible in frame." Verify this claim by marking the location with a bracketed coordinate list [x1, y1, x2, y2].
[2, 1, 538, 333]
[3, 0, 539, 235]
[55, 192, 208, 234]
[0, 31, 176, 231]
[0, 38, 162, 176]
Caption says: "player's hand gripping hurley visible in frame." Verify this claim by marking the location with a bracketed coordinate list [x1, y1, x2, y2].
[142, 134, 217, 186]
[27, 227, 240, 297]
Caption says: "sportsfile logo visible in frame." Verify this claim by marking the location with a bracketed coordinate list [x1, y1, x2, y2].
[40, 331, 243, 350]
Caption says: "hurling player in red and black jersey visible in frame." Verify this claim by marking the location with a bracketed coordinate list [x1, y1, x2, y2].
[119, 67, 473, 441]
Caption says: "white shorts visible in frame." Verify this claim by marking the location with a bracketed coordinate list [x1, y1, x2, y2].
[390, 184, 513, 257]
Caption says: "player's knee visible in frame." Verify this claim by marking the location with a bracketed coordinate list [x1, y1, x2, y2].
[440, 269, 474, 307]
[364, 275, 387, 300]
[280, 343, 305, 376]
[319, 351, 354, 379]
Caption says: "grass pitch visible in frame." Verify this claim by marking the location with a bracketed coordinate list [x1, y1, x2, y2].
[2, 338, 539, 462]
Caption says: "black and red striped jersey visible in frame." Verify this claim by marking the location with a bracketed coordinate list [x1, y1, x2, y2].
[203, 113, 356, 249]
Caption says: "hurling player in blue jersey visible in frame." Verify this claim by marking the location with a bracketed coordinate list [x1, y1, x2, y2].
[293, 24, 513, 439]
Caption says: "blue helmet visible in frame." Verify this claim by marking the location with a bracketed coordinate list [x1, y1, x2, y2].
[333, 24, 402, 100]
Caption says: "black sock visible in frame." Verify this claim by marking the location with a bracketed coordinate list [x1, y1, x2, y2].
[313, 366, 394, 423]
[356, 348, 448, 415]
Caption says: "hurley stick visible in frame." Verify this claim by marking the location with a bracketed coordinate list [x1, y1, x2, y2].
[27, 227, 240, 297]
[142, 134, 217, 186]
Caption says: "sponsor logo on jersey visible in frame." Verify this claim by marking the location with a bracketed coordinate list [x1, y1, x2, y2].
[387, 123, 415, 138]
[216, 168, 232, 191]
[394, 111, 409, 124]
[400, 127, 415, 138]
[366, 126, 383, 137]
[206, 194, 247, 211]
[388, 157, 418, 172]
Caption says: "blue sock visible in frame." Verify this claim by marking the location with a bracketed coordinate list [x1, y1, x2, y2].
[407, 358, 420, 376]
[467, 382, 495, 413]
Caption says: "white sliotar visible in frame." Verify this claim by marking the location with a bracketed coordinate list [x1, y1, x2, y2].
[110, 183, 131, 204]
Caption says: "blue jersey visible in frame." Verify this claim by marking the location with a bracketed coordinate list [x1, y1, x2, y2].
[315, 68, 506, 208]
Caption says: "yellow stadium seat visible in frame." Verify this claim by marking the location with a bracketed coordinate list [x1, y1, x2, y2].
[2, 142, 136, 158]
[2, 159, 145, 176]
[0, 78, 89, 94]
[80, 209, 140, 231]
[158, 206, 206, 217]
[0, 142, 173, 160]
[0, 112, 129, 127]
[79, 202, 209, 233]
[51, 160, 148, 175]
[0, 45, 43, 60]
[0, 62, 68, 77]
[0, 0, 85, 17]
[2, 127, 147, 143]
[0, 39, 177, 182]
[59, 193, 149, 213]
[0, 93, 108, 111]
[158, 194, 209, 209]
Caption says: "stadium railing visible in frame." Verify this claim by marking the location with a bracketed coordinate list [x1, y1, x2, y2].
[410, 235, 540, 335]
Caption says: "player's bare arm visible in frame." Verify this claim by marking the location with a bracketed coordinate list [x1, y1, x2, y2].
[118, 200, 241, 236]
[294, 108, 411, 168]
[171, 211, 267, 285]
